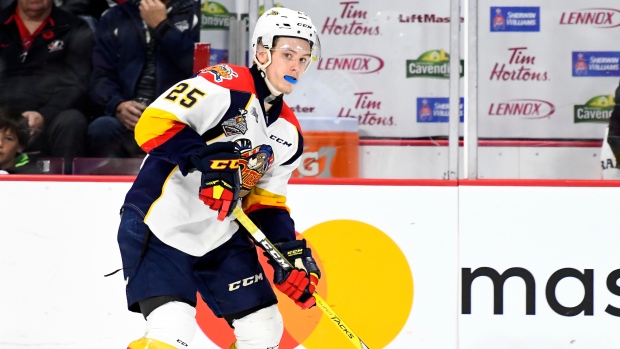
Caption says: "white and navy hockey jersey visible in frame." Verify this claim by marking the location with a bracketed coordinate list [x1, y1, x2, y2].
[122, 64, 303, 256]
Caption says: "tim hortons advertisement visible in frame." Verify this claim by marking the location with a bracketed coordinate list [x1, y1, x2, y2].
[282, 0, 464, 138]
[196, 0, 620, 139]
[459, 185, 620, 349]
[478, 0, 620, 139]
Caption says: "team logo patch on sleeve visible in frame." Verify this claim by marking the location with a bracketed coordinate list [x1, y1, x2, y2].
[222, 109, 248, 136]
[202, 64, 239, 82]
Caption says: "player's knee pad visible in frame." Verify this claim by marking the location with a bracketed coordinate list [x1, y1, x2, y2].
[143, 301, 197, 348]
[231, 304, 283, 349]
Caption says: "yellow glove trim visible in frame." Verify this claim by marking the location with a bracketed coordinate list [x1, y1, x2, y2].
[213, 185, 224, 199]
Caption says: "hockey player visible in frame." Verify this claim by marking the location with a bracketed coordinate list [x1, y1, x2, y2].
[602, 81, 620, 179]
[116, 7, 322, 349]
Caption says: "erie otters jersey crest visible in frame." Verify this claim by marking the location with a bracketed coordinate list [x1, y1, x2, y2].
[122, 64, 303, 256]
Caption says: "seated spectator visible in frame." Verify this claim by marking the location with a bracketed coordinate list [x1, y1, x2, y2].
[0, 0, 94, 174]
[0, 108, 41, 174]
[88, 0, 199, 158]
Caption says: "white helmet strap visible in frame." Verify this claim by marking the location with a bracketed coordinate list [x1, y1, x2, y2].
[254, 49, 283, 98]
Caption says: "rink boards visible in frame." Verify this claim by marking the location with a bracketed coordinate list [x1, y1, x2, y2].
[1, 178, 619, 348]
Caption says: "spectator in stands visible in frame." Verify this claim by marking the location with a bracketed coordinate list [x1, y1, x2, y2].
[0, 0, 94, 174]
[0, 108, 42, 174]
[88, 0, 199, 158]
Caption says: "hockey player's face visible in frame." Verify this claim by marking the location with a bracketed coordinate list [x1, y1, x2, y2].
[266, 37, 312, 94]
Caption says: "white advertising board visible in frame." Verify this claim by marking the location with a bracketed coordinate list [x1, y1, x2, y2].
[281, 0, 463, 139]
[199, 0, 620, 140]
[459, 185, 620, 349]
[478, 0, 620, 139]
[200, 0, 463, 138]
[4, 178, 619, 349]
[0, 180, 458, 349]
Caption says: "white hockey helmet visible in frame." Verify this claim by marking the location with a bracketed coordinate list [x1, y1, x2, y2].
[251, 7, 321, 71]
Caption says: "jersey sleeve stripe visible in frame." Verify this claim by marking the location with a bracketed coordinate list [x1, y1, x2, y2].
[245, 93, 254, 109]
[282, 129, 304, 166]
[135, 107, 187, 153]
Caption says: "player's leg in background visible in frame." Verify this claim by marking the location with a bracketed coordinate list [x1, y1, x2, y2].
[603, 82, 620, 179]
[608, 82, 620, 159]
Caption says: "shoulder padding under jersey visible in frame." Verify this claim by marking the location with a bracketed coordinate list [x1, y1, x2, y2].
[197, 64, 256, 94]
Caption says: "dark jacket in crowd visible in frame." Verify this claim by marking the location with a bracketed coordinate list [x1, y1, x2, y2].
[90, 0, 199, 117]
[1, 153, 44, 174]
[0, 3, 93, 124]
[56, 0, 110, 20]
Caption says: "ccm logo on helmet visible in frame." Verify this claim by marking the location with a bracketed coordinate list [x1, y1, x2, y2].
[228, 273, 264, 291]
[297, 23, 312, 29]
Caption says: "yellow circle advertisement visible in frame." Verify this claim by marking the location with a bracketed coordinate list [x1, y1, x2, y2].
[196, 220, 414, 348]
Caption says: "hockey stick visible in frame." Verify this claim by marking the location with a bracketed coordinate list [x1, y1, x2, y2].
[232, 206, 370, 349]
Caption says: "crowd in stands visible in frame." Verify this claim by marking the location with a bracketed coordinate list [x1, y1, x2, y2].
[0, 0, 200, 174]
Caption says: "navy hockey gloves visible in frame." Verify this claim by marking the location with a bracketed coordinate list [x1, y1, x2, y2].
[267, 239, 321, 309]
[190, 142, 242, 221]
